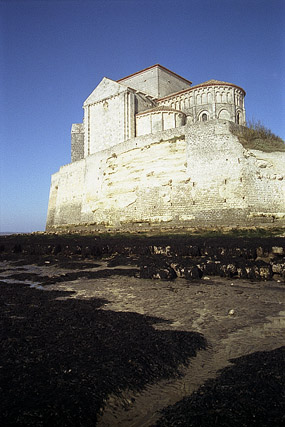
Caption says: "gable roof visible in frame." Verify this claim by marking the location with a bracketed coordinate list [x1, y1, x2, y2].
[117, 64, 192, 85]
[83, 77, 127, 106]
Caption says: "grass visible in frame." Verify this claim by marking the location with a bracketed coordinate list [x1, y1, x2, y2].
[232, 119, 285, 152]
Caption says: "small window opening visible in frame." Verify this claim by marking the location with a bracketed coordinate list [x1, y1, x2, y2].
[237, 113, 240, 124]
[202, 113, 208, 122]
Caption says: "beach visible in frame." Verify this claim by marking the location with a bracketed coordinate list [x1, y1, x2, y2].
[0, 233, 284, 426]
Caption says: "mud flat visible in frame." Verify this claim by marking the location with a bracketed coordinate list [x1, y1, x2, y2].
[0, 233, 284, 426]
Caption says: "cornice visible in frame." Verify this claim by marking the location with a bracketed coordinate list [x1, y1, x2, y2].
[158, 82, 246, 102]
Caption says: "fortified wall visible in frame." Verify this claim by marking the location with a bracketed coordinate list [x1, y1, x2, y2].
[46, 65, 285, 232]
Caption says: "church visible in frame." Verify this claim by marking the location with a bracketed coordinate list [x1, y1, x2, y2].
[71, 64, 246, 162]
[46, 65, 284, 232]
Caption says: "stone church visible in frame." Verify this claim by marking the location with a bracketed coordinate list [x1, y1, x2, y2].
[71, 64, 246, 162]
[46, 65, 284, 232]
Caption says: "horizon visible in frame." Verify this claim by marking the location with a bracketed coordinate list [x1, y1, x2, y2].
[1, 0, 284, 233]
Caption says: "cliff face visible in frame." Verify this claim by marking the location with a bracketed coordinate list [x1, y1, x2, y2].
[46, 120, 285, 232]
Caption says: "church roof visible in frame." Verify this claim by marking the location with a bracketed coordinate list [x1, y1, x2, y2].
[158, 79, 246, 101]
[117, 64, 192, 85]
[191, 79, 246, 93]
[196, 79, 230, 85]
[136, 105, 185, 116]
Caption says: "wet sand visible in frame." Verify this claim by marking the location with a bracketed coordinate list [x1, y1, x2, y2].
[0, 234, 284, 426]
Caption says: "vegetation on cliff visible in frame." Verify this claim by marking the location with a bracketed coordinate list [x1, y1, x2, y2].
[233, 119, 285, 152]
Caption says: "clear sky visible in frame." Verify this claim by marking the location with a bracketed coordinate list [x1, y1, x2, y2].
[0, 0, 284, 232]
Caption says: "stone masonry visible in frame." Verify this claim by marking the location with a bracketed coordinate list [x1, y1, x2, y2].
[46, 65, 284, 231]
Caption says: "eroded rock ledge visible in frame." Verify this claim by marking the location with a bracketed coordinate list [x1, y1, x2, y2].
[1, 234, 284, 282]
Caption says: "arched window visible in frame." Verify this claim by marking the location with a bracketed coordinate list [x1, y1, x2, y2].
[202, 113, 208, 122]
[237, 113, 240, 124]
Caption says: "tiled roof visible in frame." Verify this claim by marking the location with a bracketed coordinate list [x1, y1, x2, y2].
[158, 80, 246, 101]
[190, 79, 245, 91]
[198, 79, 230, 85]
[117, 64, 192, 85]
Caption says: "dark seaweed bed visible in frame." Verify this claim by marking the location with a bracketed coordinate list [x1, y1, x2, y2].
[0, 281, 205, 426]
[155, 346, 284, 427]
[0, 233, 284, 426]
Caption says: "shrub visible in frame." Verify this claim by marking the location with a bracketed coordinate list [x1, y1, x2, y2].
[233, 119, 285, 152]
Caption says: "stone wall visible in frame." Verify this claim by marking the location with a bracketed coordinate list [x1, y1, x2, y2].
[83, 79, 138, 156]
[76, 68, 246, 159]
[158, 84, 245, 125]
[71, 124, 84, 162]
[136, 109, 186, 136]
[46, 160, 85, 229]
[46, 120, 285, 231]
[118, 65, 192, 98]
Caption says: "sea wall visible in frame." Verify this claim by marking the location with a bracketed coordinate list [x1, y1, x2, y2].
[46, 120, 285, 232]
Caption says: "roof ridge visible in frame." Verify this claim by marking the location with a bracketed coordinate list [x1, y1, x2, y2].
[117, 64, 192, 85]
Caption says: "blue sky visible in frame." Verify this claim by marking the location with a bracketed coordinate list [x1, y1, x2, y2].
[0, 0, 284, 232]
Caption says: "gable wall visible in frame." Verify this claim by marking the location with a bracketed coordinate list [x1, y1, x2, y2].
[119, 66, 191, 98]
[157, 67, 192, 98]
[83, 90, 136, 155]
[119, 67, 159, 97]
